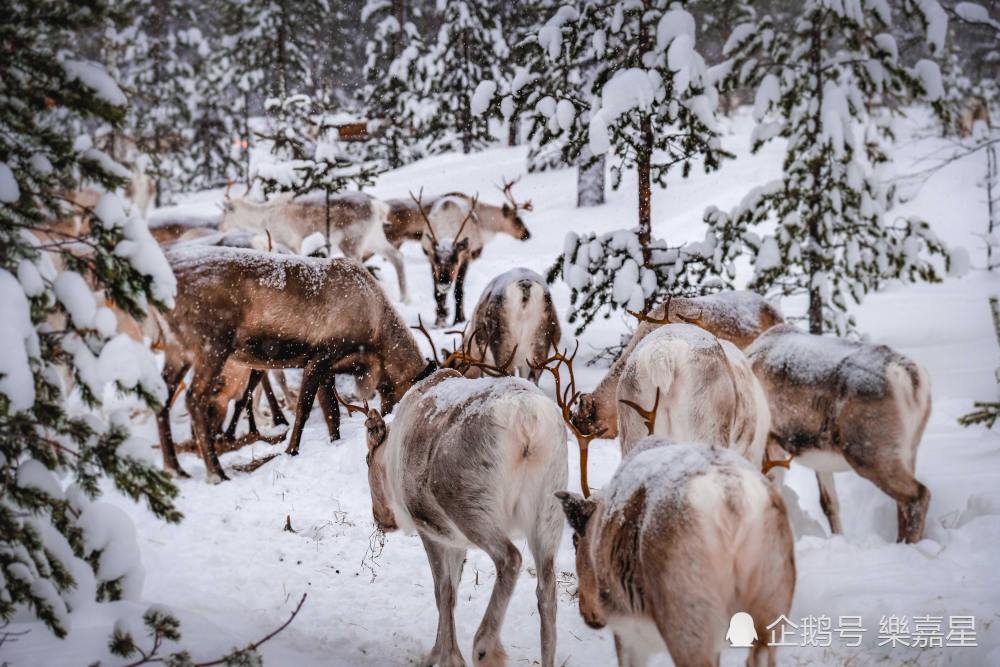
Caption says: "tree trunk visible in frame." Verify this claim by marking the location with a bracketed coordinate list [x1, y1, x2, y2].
[807, 21, 824, 334]
[638, 113, 653, 270]
[988, 144, 997, 270]
[577, 148, 605, 207]
[507, 115, 518, 146]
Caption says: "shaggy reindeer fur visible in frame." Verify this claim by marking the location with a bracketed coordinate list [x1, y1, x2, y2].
[747, 324, 933, 543]
[559, 438, 795, 667]
[220, 191, 409, 302]
[164, 245, 430, 481]
[616, 324, 770, 467]
[365, 369, 567, 667]
[573, 291, 783, 439]
[465, 268, 560, 382]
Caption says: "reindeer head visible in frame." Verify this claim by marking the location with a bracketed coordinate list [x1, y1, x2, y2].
[411, 190, 478, 306]
[570, 393, 602, 439]
[335, 391, 397, 531]
[555, 490, 605, 628]
[497, 176, 532, 240]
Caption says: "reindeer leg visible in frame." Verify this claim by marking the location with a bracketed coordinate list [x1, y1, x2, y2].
[285, 358, 325, 456]
[419, 534, 466, 667]
[261, 372, 288, 426]
[434, 283, 450, 329]
[273, 369, 297, 410]
[469, 535, 521, 666]
[453, 260, 469, 325]
[225, 369, 264, 441]
[384, 245, 409, 304]
[816, 471, 843, 535]
[846, 452, 930, 544]
[157, 362, 190, 478]
[529, 517, 560, 667]
[187, 359, 230, 483]
[316, 377, 341, 442]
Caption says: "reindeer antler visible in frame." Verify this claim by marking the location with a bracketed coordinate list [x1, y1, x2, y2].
[331, 385, 372, 418]
[452, 193, 479, 245]
[762, 451, 793, 475]
[626, 295, 672, 325]
[530, 340, 606, 497]
[497, 175, 533, 212]
[409, 188, 438, 245]
[618, 388, 661, 436]
[411, 314, 443, 366]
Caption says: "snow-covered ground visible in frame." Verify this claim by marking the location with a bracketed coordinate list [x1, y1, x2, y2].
[8, 110, 1000, 666]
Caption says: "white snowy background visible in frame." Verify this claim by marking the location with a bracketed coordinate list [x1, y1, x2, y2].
[6, 109, 1000, 666]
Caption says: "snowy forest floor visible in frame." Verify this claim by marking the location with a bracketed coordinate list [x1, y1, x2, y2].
[7, 109, 1000, 666]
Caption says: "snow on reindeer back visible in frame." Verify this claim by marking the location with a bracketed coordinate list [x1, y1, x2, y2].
[166, 244, 368, 296]
[425, 375, 542, 419]
[479, 267, 546, 300]
[633, 321, 719, 356]
[605, 439, 751, 520]
[749, 325, 903, 396]
[671, 291, 781, 334]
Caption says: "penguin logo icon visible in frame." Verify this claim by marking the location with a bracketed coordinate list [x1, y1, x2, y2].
[726, 612, 757, 647]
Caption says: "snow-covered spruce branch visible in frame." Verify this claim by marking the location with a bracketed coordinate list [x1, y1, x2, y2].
[91, 593, 307, 667]
[547, 228, 735, 336]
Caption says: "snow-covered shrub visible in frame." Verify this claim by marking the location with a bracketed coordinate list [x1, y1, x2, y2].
[703, 0, 960, 334]
[0, 0, 180, 638]
[549, 227, 734, 335]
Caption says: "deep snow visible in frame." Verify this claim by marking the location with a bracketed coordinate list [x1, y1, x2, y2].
[7, 110, 1000, 667]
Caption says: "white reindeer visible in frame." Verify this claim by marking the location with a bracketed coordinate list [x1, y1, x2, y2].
[615, 323, 771, 468]
[361, 369, 567, 667]
[558, 437, 796, 667]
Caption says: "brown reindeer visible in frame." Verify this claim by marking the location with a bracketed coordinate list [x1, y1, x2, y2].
[163, 245, 433, 481]
[464, 268, 561, 382]
[746, 324, 933, 543]
[572, 291, 783, 440]
[408, 178, 533, 326]
[558, 436, 795, 667]
[362, 369, 567, 667]
[220, 191, 410, 302]
[383, 177, 532, 251]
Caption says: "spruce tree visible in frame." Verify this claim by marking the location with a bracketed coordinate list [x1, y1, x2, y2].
[420, 0, 509, 154]
[534, 1, 729, 332]
[108, 0, 199, 205]
[702, 0, 958, 334]
[359, 0, 426, 169]
[0, 0, 180, 637]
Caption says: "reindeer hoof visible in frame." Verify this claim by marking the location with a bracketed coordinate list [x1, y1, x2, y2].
[167, 466, 190, 479]
[285, 447, 299, 457]
[207, 471, 228, 484]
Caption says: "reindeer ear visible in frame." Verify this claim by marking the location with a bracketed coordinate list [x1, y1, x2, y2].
[555, 491, 596, 535]
[502, 203, 511, 216]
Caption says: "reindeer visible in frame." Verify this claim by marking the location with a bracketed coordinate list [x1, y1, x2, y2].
[557, 436, 796, 667]
[412, 177, 534, 326]
[383, 177, 532, 251]
[572, 291, 783, 441]
[464, 268, 561, 382]
[220, 190, 410, 302]
[957, 97, 990, 138]
[360, 368, 567, 667]
[746, 324, 933, 543]
[615, 323, 770, 468]
[163, 245, 434, 481]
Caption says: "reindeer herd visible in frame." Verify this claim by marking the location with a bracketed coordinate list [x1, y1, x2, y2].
[82, 175, 935, 666]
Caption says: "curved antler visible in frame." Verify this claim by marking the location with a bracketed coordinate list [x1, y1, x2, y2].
[409, 188, 438, 245]
[411, 314, 443, 366]
[530, 340, 606, 497]
[497, 175, 533, 212]
[452, 193, 479, 244]
[618, 387, 661, 436]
